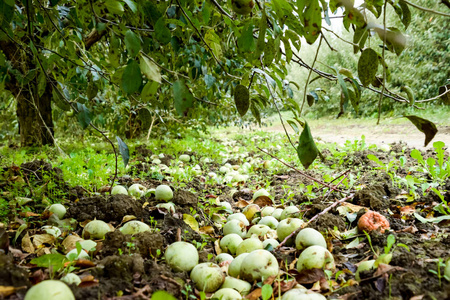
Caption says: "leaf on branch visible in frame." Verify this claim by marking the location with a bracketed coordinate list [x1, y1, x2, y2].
[76, 103, 91, 129]
[205, 30, 223, 60]
[139, 55, 161, 83]
[122, 60, 142, 94]
[237, 23, 256, 53]
[297, 121, 319, 169]
[234, 84, 250, 117]
[358, 48, 379, 87]
[302, 0, 322, 44]
[404, 116, 438, 147]
[123, 0, 137, 13]
[398, 0, 411, 28]
[370, 25, 407, 56]
[116, 136, 130, 168]
[155, 17, 171, 45]
[124, 30, 141, 58]
[52, 88, 70, 111]
[141, 81, 159, 102]
[104, 0, 124, 15]
[173, 79, 193, 117]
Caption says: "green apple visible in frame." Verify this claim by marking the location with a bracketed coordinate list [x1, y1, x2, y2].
[231, 0, 255, 15]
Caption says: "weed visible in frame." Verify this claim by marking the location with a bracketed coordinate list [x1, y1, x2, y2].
[410, 141, 449, 184]
[428, 258, 449, 287]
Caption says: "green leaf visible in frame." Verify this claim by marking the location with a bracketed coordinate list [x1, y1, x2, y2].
[30, 253, 67, 270]
[52, 88, 70, 111]
[261, 284, 273, 300]
[404, 115, 438, 147]
[105, 0, 124, 15]
[76, 103, 91, 129]
[173, 79, 193, 116]
[116, 136, 130, 168]
[151, 291, 177, 300]
[122, 60, 142, 94]
[124, 30, 141, 58]
[139, 55, 161, 83]
[401, 85, 415, 106]
[250, 103, 261, 125]
[255, 11, 267, 59]
[263, 38, 275, 65]
[155, 17, 171, 45]
[237, 23, 256, 53]
[234, 84, 250, 117]
[204, 30, 223, 60]
[297, 121, 319, 169]
[123, 0, 137, 13]
[398, 0, 411, 28]
[372, 26, 406, 56]
[302, 0, 322, 44]
[141, 81, 159, 102]
[336, 71, 349, 105]
[358, 48, 379, 87]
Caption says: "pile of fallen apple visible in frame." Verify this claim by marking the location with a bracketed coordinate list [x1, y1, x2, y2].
[23, 153, 422, 300]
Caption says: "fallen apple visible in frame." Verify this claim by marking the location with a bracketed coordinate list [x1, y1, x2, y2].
[120, 220, 151, 235]
[220, 233, 244, 255]
[155, 184, 173, 201]
[165, 241, 199, 272]
[24, 280, 75, 300]
[240, 249, 279, 282]
[296, 245, 335, 273]
[190, 262, 225, 292]
[277, 218, 304, 246]
[82, 220, 113, 240]
[111, 185, 128, 195]
[295, 228, 327, 251]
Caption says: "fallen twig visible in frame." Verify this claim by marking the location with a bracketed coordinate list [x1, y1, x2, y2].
[257, 147, 348, 194]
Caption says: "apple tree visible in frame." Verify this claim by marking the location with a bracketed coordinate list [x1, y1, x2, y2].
[0, 0, 449, 155]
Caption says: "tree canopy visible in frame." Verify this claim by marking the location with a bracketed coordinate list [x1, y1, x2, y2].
[0, 0, 449, 151]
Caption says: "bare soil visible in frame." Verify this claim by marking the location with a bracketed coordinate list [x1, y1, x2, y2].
[267, 120, 450, 150]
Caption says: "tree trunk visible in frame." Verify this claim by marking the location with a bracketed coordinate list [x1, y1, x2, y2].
[1, 40, 54, 147]
[14, 85, 54, 147]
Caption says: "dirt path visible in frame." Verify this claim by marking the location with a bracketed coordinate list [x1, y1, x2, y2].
[266, 119, 450, 150]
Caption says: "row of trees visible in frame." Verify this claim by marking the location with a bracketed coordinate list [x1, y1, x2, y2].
[0, 0, 449, 147]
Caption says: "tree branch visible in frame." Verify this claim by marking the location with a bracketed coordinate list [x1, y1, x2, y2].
[403, 0, 450, 17]
[175, 0, 240, 80]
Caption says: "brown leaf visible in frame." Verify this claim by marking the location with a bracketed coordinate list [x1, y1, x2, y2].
[245, 288, 262, 300]
[122, 215, 137, 223]
[373, 263, 404, 277]
[98, 186, 111, 193]
[0, 285, 27, 297]
[399, 206, 415, 216]
[19, 212, 40, 218]
[253, 196, 273, 207]
[236, 199, 251, 208]
[61, 235, 83, 254]
[21, 232, 35, 253]
[69, 259, 96, 268]
[32, 234, 55, 248]
[36, 247, 51, 257]
[404, 115, 438, 146]
[273, 278, 298, 293]
[78, 279, 99, 288]
[399, 226, 418, 234]
[289, 268, 326, 284]
[199, 226, 215, 235]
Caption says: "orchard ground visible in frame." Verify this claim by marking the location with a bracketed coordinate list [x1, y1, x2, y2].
[1, 114, 450, 299]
